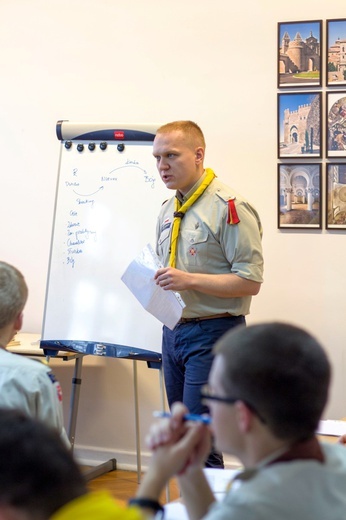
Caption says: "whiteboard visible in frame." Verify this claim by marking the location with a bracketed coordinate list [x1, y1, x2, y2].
[42, 122, 170, 354]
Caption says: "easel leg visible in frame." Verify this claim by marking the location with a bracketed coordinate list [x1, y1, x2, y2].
[67, 354, 117, 481]
[68, 355, 83, 450]
[158, 365, 171, 502]
[133, 359, 142, 483]
[159, 364, 167, 412]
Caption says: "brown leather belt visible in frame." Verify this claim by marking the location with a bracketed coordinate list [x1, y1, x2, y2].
[178, 312, 234, 323]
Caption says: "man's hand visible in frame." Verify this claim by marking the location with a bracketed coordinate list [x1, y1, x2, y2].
[145, 402, 211, 477]
[154, 267, 261, 298]
[338, 434, 346, 445]
[136, 402, 212, 505]
[154, 267, 191, 291]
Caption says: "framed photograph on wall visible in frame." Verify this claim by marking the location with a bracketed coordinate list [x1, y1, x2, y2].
[327, 19, 346, 87]
[327, 92, 346, 157]
[278, 92, 321, 159]
[278, 163, 322, 229]
[326, 163, 346, 229]
[278, 20, 322, 88]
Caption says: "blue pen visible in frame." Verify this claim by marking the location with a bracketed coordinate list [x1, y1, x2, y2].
[153, 411, 211, 424]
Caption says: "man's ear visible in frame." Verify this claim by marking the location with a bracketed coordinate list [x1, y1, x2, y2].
[195, 146, 204, 164]
[14, 312, 23, 333]
[234, 401, 253, 433]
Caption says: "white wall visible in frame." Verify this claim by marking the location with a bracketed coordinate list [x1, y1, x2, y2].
[1, 0, 345, 468]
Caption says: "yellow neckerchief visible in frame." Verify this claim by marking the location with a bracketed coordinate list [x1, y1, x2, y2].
[168, 168, 215, 268]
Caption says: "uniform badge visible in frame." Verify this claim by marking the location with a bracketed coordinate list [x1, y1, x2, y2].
[56, 383, 63, 402]
[161, 218, 171, 232]
[227, 198, 240, 224]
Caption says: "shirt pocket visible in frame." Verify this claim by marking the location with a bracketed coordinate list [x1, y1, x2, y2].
[157, 226, 171, 260]
[180, 228, 209, 267]
[158, 226, 171, 246]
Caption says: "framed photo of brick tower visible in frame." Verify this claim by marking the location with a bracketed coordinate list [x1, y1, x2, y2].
[327, 19, 346, 87]
[278, 20, 322, 88]
[278, 92, 321, 159]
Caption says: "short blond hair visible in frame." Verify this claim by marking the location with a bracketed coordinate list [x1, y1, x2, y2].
[0, 261, 28, 329]
[156, 120, 206, 149]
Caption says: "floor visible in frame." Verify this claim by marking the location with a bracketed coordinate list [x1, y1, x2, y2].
[84, 454, 242, 506]
[85, 467, 180, 506]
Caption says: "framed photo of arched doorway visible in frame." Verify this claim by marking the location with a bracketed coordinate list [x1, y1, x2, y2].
[278, 163, 322, 229]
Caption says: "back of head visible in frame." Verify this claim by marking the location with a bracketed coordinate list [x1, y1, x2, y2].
[0, 409, 87, 519]
[213, 322, 331, 441]
[156, 120, 206, 149]
[0, 261, 28, 329]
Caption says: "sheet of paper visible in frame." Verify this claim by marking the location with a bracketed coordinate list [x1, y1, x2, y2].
[203, 467, 241, 495]
[164, 502, 189, 520]
[317, 419, 346, 436]
[121, 244, 185, 330]
[164, 468, 240, 519]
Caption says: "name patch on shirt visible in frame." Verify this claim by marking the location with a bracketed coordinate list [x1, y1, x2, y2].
[161, 218, 171, 232]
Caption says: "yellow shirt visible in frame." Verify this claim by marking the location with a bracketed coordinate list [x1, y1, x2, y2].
[50, 491, 143, 520]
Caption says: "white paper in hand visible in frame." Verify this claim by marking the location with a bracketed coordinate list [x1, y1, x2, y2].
[121, 244, 185, 330]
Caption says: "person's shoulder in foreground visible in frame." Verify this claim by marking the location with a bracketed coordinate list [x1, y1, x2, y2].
[0, 408, 144, 520]
[207, 441, 346, 520]
[0, 260, 69, 445]
[136, 321, 346, 519]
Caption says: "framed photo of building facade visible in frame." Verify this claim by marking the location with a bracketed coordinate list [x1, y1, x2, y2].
[278, 92, 321, 159]
[327, 91, 346, 157]
[278, 20, 322, 88]
[278, 163, 322, 229]
[326, 163, 346, 229]
[327, 19, 346, 87]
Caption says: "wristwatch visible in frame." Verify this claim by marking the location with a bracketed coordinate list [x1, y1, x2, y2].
[128, 497, 164, 518]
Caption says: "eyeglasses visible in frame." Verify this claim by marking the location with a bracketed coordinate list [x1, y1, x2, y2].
[200, 384, 266, 423]
[200, 384, 240, 405]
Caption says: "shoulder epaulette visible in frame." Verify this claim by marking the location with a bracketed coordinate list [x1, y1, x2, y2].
[227, 197, 240, 224]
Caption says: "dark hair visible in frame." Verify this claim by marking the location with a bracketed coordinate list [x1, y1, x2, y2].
[0, 409, 87, 518]
[213, 322, 331, 441]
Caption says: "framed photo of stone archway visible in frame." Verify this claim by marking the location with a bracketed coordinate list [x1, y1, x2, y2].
[327, 19, 346, 87]
[278, 20, 322, 89]
[326, 163, 346, 229]
[278, 92, 321, 159]
[278, 163, 322, 229]
[326, 92, 346, 158]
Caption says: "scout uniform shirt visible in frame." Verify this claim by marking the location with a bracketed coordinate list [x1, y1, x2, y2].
[156, 171, 263, 318]
[0, 347, 69, 446]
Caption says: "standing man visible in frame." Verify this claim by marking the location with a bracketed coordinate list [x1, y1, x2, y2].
[153, 121, 263, 467]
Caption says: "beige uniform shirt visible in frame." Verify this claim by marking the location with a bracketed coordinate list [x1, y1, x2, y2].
[206, 443, 346, 520]
[0, 348, 69, 446]
[156, 174, 263, 318]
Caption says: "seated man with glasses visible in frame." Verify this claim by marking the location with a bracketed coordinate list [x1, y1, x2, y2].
[134, 322, 346, 519]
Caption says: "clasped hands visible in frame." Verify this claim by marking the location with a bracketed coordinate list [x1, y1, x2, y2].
[145, 402, 212, 481]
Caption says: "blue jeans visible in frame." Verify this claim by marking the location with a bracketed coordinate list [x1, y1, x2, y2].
[162, 315, 246, 468]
